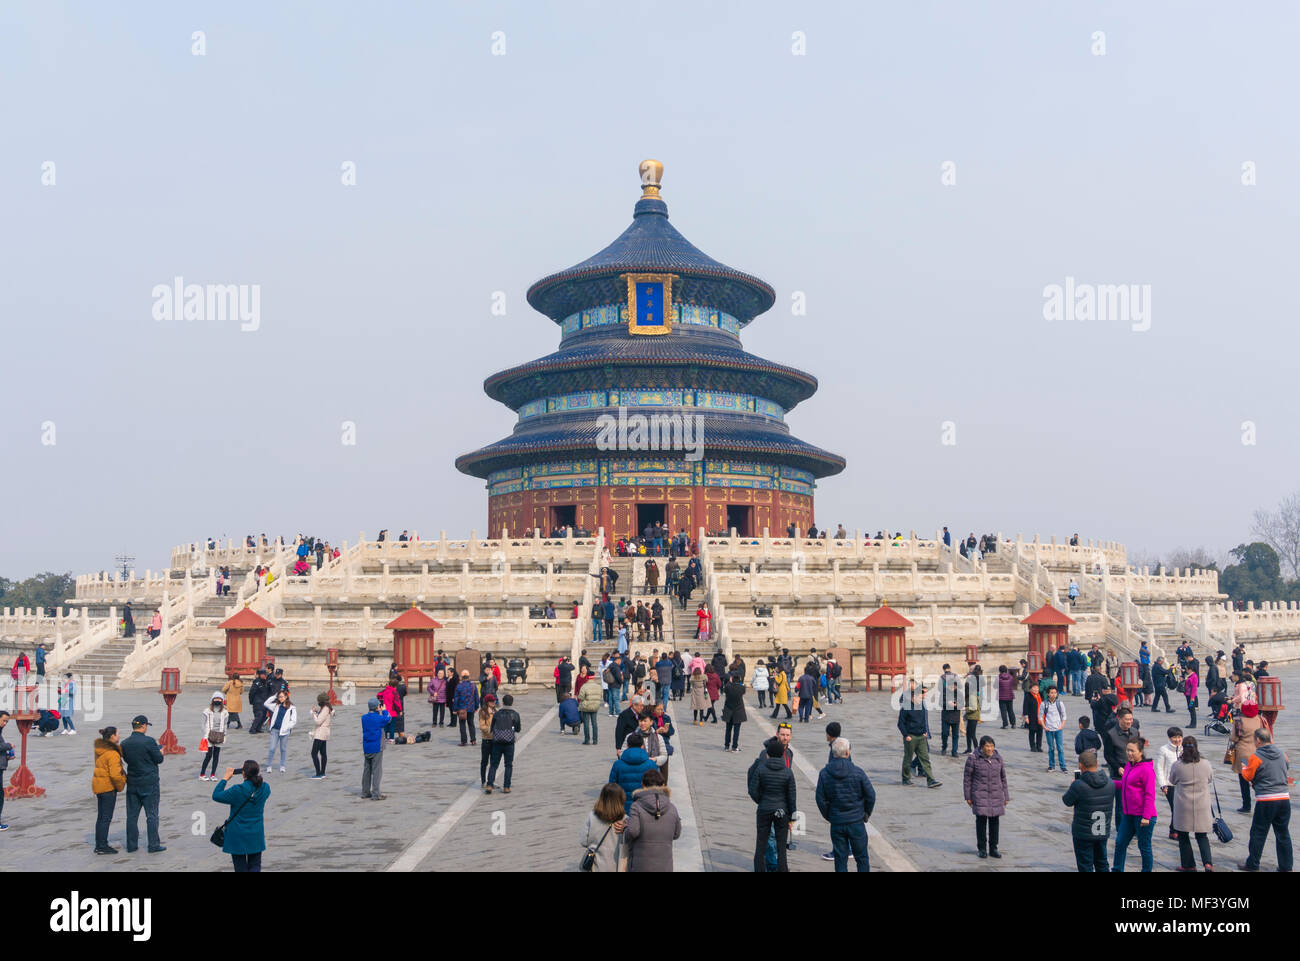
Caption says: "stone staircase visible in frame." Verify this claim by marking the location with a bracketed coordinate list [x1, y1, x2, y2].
[65, 638, 138, 683]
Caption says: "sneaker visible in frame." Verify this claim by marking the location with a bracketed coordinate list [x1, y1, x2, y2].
[0, 824, 8, 831]
[147, 846, 167, 853]
[372, 794, 387, 801]
[279, 767, 286, 773]
[821, 851, 835, 862]
[928, 780, 943, 788]
[310, 774, 323, 780]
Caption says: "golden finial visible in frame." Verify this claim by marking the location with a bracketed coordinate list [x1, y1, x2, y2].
[639, 159, 663, 198]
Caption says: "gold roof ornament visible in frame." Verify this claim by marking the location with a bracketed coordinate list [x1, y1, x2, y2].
[639, 159, 663, 199]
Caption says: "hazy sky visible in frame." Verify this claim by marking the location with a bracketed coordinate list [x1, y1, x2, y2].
[2, 1, 1297, 578]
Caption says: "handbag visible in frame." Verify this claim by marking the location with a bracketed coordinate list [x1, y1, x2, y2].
[580, 822, 614, 872]
[1223, 745, 1236, 767]
[210, 783, 258, 847]
[1210, 781, 1233, 844]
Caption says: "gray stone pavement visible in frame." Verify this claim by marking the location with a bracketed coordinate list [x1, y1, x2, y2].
[1, 666, 1295, 871]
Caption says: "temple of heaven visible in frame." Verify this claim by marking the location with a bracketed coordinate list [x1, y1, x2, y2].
[456, 160, 845, 539]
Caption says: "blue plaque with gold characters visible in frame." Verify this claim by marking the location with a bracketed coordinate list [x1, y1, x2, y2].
[623, 271, 676, 335]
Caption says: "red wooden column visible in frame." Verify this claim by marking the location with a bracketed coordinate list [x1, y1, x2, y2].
[858, 602, 913, 692]
[385, 605, 443, 694]
[218, 605, 274, 679]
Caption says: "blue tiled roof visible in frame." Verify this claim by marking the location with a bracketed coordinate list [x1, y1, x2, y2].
[456, 411, 846, 480]
[526, 197, 776, 322]
[484, 327, 817, 410]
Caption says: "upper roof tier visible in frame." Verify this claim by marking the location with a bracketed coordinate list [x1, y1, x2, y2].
[526, 160, 776, 324]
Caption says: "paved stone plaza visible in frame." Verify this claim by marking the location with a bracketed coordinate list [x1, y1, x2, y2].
[2, 664, 1294, 872]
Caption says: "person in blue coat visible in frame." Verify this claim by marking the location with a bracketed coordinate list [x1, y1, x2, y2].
[608, 734, 658, 813]
[558, 691, 581, 734]
[211, 760, 270, 872]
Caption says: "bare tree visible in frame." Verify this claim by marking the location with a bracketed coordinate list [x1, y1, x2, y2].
[1164, 546, 1224, 572]
[1252, 492, 1300, 579]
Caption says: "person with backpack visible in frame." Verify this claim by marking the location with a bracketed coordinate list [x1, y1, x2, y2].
[1062, 749, 1116, 872]
[603, 656, 624, 717]
[211, 760, 270, 872]
[749, 738, 798, 871]
[486, 694, 522, 794]
[1039, 685, 1068, 773]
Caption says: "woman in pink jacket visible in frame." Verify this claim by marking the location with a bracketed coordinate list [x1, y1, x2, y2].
[1112, 737, 1158, 872]
[1183, 661, 1200, 729]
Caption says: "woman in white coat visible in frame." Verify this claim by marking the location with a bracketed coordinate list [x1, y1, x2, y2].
[263, 690, 297, 774]
[753, 662, 770, 709]
[199, 692, 229, 781]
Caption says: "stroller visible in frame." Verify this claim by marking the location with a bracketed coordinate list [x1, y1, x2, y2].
[1204, 692, 1232, 736]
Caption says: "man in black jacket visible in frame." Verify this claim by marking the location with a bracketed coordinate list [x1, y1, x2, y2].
[749, 739, 797, 872]
[248, 670, 271, 734]
[898, 680, 941, 788]
[120, 715, 166, 853]
[1102, 706, 1141, 779]
[485, 694, 522, 794]
[1149, 658, 1173, 713]
[614, 695, 645, 756]
[1062, 749, 1116, 872]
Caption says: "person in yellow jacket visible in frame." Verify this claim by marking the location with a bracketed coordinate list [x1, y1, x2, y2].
[769, 666, 792, 720]
[92, 726, 126, 854]
[222, 675, 244, 729]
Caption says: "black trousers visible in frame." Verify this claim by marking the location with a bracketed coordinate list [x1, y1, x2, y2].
[998, 700, 1016, 727]
[227, 712, 242, 729]
[965, 721, 979, 753]
[724, 720, 742, 750]
[975, 814, 1000, 853]
[755, 810, 788, 872]
[1239, 773, 1252, 810]
[311, 738, 328, 776]
[480, 739, 493, 783]
[232, 852, 262, 872]
[431, 702, 446, 726]
[1027, 723, 1043, 751]
[1178, 831, 1213, 869]
[460, 714, 477, 745]
[757, 690, 767, 707]
[249, 702, 266, 733]
[940, 721, 958, 754]
[95, 791, 116, 849]
[1073, 837, 1109, 872]
[1150, 686, 1170, 711]
[200, 746, 221, 776]
[770, 702, 792, 719]
[488, 740, 515, 789]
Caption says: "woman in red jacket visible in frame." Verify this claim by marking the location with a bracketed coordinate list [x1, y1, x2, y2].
[703, 665, 721, 724]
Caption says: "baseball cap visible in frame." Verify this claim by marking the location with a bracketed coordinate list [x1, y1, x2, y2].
[132, 715, 151, 727]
